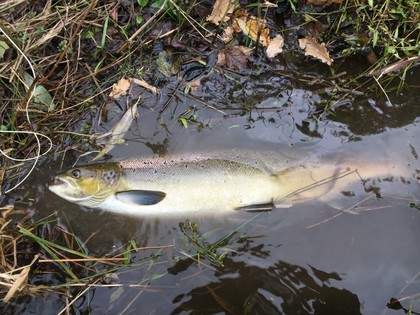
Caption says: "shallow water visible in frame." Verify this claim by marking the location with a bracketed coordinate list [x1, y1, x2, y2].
[3, 66, 420, 314]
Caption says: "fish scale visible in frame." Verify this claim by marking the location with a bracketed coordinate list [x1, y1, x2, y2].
[121, 159, 282, 212]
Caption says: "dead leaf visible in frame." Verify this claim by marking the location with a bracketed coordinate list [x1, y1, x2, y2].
[221, 25, 234, 43]
[234, 16, 271, 47]
[217, 46, 253, 70]
[367, 56, 420, 77]
[298, 36, 333, 65]
[0, 40, 9, 59]
[207, 0, 235, 25]
[156, 50, 182, 77]
[22, 71, 55, 112]
[132, 78, 158, 94]
[93, 100, 139, 160]
[110, 77, 157, 98]
[237, 45, 253, 56]
[231, 10, 245, 33]
[110, 4, 119, 22]
[188, 77, 202, 93]
[261, 1, 278, 8]
[365, 50, 378, 65]
[266, 34, 284, 58]
[109, 77, 131, 99]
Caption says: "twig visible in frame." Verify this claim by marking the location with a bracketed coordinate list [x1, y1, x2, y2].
[57, 278, 100, 315]
[116, 0, 168, 54]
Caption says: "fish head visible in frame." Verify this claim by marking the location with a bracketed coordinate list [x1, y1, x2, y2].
[49, 163, 123, 208]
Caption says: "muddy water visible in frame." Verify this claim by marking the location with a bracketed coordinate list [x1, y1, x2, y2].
[5, 68, 420, 314]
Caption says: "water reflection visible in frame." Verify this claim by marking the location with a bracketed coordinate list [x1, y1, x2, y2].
[170, 251, 361, 314]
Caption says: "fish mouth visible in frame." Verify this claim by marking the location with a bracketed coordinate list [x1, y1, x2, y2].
[48, 176, 95, 203]
[51, 176, 65, 186]
[48, 176, 72, 193]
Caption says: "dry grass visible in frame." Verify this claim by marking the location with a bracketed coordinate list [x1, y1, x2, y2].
[0, 204, 173, 304]
[0, 205, 35, 302]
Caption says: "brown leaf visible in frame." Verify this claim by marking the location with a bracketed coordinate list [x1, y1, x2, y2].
[365, 50, 378, 65]
[207, 0, 235, 25]
[132, 78, 158, 94]
[109, 77, 132, 99]
[188, 77, 202, 93]
[221, 25, 235, 43]
[93, 101, 139, 160]
[261, 1, 278, 8]
[298, 36, 333, 65]
[235, 16, 271, 46]
[110, 4, 119, 22]
[367, 56, 420, 77]
[217, 46, 253, 70]
[266, 34, 284, 58]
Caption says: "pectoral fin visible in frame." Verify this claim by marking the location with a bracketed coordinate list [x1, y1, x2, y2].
[115, 190, 166, 205]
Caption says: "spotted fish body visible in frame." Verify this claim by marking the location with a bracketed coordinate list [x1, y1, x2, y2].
[119, 158, 282, 212]
[48, 151, 414, 217]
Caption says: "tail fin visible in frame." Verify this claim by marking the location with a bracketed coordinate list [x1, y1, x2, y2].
[273, 161, 416, 207]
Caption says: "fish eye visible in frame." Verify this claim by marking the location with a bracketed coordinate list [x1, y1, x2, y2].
[71, 169, 81, 179]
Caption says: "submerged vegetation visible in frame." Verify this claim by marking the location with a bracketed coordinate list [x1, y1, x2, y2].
[0, 0, 419, 310]
[0, 205, 257, 312]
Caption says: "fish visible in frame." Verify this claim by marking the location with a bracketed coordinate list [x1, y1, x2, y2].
[48, 150, 416, 217]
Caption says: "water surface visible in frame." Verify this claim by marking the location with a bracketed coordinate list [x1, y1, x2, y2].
[4, 65, 420, 315]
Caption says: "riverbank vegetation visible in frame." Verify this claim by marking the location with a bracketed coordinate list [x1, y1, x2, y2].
[0, 0, 419, 309]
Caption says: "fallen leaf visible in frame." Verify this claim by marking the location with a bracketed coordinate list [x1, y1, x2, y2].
[93, 100, 139, 160]
[156, 50, 181, 77]
[266, 34, 284, 58]
[261, 1, 278, 8]
[0, 40, 9, 59]
[109, 77, 131, 99]
[298, 36, 333, 65]
[207, 0, 235, 25]
[132, 78, 158, 94]
[367, 56, 420, 77]
[110, 4, 119, 22]
[234, 16, 271, 47]
[217, 46, 253, 70]
[221, 25, 234, 43]
[365, 50, 378, 65]
[231, 10, 245, 33]
[23, 71, 55, 112]
[188, 77, 202, 93]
